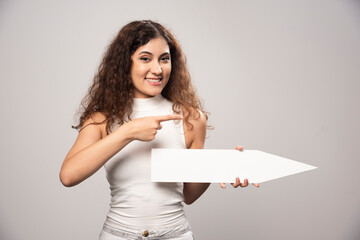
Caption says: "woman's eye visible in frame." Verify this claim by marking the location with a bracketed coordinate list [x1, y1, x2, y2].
[140, 57, 150, 62]
[161, 56, 170, 62]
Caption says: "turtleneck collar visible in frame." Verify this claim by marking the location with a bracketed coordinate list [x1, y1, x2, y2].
[133, 94, 166, 112]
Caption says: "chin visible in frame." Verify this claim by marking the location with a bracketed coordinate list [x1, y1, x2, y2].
[147, 89, 164, 97]
[133, 85, 165, 98]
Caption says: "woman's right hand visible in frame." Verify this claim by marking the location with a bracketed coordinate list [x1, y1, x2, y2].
[125, 115, 183, 141]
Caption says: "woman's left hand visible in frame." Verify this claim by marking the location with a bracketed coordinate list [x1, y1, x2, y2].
[219, 145, 260, 189]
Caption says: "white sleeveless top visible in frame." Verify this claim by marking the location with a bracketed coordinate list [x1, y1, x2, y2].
[104, 94, 187, 230]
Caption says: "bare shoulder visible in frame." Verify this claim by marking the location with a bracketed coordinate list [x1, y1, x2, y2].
[188, 108, 207, 129]
[64, 112, 107, 161]
[81, 112, 108, 138]
[184, 108, 207, 149]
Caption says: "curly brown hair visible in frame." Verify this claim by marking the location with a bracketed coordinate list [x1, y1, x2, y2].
[73, 20, 208, 134]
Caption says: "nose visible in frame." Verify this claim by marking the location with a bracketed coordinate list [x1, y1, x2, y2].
[151, 61, 162, 75]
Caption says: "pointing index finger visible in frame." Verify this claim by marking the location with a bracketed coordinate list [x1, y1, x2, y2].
[155, 114, 183, 122]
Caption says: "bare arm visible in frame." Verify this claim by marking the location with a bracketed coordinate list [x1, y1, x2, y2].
[60, 113, 182, 187]
[183, 110, 210, 205]
[59, 113, 132, 187]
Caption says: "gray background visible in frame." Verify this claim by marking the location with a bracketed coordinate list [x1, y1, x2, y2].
[0, 0, 359, 239]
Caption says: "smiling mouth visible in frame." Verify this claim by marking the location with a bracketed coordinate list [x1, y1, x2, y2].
[145, 78, 162, 83]
[145, 78, 163, 86]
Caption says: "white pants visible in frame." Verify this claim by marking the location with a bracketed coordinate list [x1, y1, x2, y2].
[99, 222, 195, 240]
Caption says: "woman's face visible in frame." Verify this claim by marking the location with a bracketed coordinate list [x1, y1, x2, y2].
[130, 37, 171, 98]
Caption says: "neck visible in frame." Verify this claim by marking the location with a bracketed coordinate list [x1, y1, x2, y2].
[133, 94, 165, 111]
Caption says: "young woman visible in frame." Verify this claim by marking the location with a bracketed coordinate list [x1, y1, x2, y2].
[60, 20, 257, 240]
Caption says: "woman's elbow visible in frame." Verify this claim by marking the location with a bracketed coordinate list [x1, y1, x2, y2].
[59, 170, 77, 187]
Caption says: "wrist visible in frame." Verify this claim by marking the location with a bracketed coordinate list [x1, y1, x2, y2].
[116, 122, 134, 142]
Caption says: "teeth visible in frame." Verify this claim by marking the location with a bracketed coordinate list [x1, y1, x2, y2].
[146, 78, 162, 82]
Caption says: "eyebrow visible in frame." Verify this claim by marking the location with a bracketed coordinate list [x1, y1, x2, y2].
[138, 51, 170, 56]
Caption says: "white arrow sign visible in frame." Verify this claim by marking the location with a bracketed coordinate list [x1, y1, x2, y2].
[151, 149, 317, 183]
